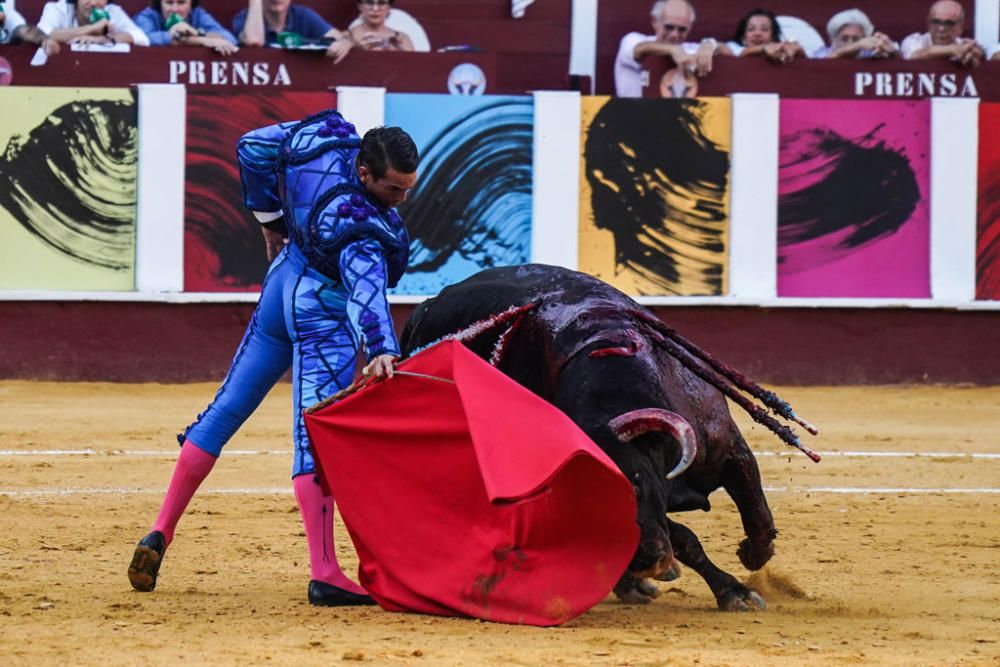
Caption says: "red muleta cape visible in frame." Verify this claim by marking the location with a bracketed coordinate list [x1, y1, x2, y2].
[303, 340, 639, 626]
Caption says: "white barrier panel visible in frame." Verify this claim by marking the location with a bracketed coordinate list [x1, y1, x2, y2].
[729, 93, 780, 300]
[531, 91, 582, 270]
[930, 97, 979, 302]
[975, 0, 1000, 48]
[336, 86, 387, 136]
[570, 0, 598, 91]
[135, 84, 186, 293]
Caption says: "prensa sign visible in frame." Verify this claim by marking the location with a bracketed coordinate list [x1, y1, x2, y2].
[854, 71, 978, 97]
[168, 60, 293, 87]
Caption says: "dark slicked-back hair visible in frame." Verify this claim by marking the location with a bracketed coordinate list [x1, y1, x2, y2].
[359, 126, 419, 179]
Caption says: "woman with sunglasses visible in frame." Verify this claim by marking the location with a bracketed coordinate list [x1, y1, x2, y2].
[349, 0, 413, 51]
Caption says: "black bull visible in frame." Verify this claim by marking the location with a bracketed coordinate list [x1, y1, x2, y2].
[400, 265, 819, 611]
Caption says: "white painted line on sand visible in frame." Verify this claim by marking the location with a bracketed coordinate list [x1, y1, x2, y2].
[3, 450, 999, 460]
[3, 486, 1000, 498]
[0, 449, 284, 457]
[0, 487, 293, 497]
[764, 486, 1000, 494]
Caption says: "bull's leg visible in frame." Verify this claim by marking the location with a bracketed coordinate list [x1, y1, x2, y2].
[720, 430, 777, 571]
[668, 518, 765, 612]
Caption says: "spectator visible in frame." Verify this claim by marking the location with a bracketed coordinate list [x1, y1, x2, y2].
[38, 0, 149, 46]
[727, 8, 804, 63]
[615, 0, 729, 97]
[235, 0, 353, 63]
[349, 0, 413, 51]
[1, 1, 61, 54]
[134, 0, 237, 54]
[901, 1, 984, 66]
[814, 9, 898, 59]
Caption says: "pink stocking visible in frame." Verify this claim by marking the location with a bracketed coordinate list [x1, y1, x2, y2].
[293, 474, 367, 595]
[151, 440, 217, 546]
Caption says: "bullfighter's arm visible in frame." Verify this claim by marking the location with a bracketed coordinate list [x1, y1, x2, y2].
[340, 239, 400, 360]
[236, 121, 296, 215]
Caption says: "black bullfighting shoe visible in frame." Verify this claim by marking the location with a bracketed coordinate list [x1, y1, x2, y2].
[128, 531, 166, 592]
[308, 580, 377, 607]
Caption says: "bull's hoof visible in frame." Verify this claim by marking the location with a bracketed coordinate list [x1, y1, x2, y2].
[613, 574, 658, 605]
[636, 578, 660, 599]
[654, 561, 682, 582]
[718, 589, 766, 612]
[737, 537, 775, 571]
[616, 587, 655, 605]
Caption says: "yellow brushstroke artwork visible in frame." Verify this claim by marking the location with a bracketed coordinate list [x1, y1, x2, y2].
[578, 96, 732, 296]
[0, 87, 137, 290]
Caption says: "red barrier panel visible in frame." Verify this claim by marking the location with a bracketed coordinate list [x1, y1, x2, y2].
[0, 44, 515, 92]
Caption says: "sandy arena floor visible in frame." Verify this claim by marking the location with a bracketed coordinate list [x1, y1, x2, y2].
[1, 382, 998, 666]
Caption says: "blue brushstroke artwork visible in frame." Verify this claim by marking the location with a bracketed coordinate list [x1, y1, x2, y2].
[385, 94, 533, 296]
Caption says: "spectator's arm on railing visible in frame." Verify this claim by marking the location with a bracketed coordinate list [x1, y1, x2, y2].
[11, 23, 61, 55]
[239, 0, 265, 47]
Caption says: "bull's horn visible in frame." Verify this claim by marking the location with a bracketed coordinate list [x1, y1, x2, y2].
[608, 409, 699, 480]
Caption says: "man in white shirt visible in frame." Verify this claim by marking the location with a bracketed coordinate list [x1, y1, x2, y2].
[38, 0, 150, 46]
[900, 0, 983, 66]
[1, 0, 60, 53]
[614, 0, 727, 98]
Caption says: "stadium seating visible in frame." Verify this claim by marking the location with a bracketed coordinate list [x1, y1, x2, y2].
[594, 0, 978, 94]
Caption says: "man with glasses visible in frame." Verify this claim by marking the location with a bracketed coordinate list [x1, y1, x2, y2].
[900, 0, 984, 66]
[614, 0, 727, 97]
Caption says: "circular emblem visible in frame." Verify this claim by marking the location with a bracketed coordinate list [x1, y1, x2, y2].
[0, 56, 13, 86]
[659, 67, 697, 99]
[447, 63, 486, 96]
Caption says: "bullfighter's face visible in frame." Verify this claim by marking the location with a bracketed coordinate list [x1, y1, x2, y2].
[359, 163, 417, 209]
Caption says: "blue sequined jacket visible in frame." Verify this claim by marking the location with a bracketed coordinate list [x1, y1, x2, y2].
[236, 110, 409, 358]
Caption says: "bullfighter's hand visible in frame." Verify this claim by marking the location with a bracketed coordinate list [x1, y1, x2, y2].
[362, 354, 397, 379]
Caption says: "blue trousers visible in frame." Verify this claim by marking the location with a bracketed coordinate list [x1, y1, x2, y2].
[183, 244, 360, 476]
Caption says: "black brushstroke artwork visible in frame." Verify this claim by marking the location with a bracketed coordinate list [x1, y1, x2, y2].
[778, 125, 921, 274]
[583, 98, 730, 296]
[977, 161, 1000, 299]
[397, 98, 533, 275]
[0, 98, 137, 270]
